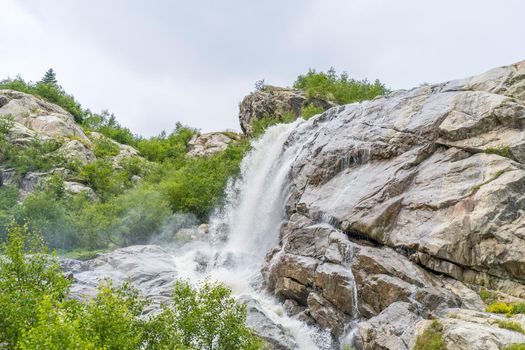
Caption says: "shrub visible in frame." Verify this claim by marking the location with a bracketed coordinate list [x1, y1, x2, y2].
[413, 320, 447, 350]
[486, 301, 514, 314]
[0, 223, 71, 347]
[301, 103, 324, 120]
[83, 110, 138, 146]
[485, 301, 525, 315]
[144, 280, 263, 350]
[293, 67, 388, 105]
[93, 137, 120, 158]
[480, 289, 495, 302]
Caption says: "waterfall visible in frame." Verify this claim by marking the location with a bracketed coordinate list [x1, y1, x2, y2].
[170, 120, 329, 350]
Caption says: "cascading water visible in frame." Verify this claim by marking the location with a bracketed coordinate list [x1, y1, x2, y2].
[169, 121, 331, 349]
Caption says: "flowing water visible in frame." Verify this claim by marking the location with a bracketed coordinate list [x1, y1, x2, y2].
[169, 121, 332, 349]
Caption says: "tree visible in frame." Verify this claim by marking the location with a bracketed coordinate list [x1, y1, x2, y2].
[40, 68, 58, 85]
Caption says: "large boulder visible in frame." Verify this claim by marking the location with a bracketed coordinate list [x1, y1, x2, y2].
[262, 60, 525, 346]
[0, 89, 91, 145]
[187, 132, 241, 157]
[238, 86, 335, 137]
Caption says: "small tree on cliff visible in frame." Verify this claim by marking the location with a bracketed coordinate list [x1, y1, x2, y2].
[40, 68, 58, 85]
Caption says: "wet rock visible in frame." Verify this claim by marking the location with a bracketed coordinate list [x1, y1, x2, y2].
[239, 295, 298, 350]
[307, 292, 349, 337]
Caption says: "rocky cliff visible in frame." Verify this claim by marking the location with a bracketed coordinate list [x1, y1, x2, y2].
[262, 61, 525, 348]
[0, 89, 141, 196]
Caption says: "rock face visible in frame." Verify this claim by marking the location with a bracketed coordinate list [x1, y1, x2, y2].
[187, 132, 241, 157]
[0, 89, 91, 145]
[262, 61, 525, 347]
[239, 86, 335, 137]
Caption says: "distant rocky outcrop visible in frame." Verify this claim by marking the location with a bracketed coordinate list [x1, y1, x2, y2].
[187, 132, 241, 157]
[238, 86, 335, 137]
[0, 89, 141, 196]
[262, 60, 525, 348]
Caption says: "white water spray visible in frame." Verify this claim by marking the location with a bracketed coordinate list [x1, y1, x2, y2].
[170, 121, 327, 349]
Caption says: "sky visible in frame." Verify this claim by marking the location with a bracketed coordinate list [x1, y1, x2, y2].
[1, 0, 524, 136]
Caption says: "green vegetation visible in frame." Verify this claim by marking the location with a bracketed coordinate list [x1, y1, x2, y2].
[495, 320, 525, 334]
[0, 223, 263, 349]
[251, 112, 296, 139]
[300, 103, 324, 120]
[485, 144, 512, 158]
[503, 344, 525, 350]
[486, 301, 525, 316]
[480, 289, 496, 302]
[413, 320, 447, 350]
[293, 67, 388, 105]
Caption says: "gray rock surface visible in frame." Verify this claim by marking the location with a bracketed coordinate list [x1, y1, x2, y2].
[262, 60, 525, 347]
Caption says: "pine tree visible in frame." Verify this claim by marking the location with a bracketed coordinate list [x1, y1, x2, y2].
[40, 68, 57, 85]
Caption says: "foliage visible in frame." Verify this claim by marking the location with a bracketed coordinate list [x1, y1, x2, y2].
[83, 110, 138, 146]
[80, 160, 131, 200]
[496, 320, 525, 334]
[293, 67, 388, 105]
[0, 224, 263, 349]
[300, 103, 324, 120]
[1, 137, 66, 175]
[479, 289, 495, 302]
[413, 320, 447, 350]
[93, 136, 120, 158]
[0, 223, 70, 347]
[40, 68, 58, 85]
[144, 280, 263, 350]
[486, 301, 525, 315]
[251, 112, 295, 138]
[161, 140, 249, 220]
[0, 75, 84, 122]
[136, 123, 196, 163]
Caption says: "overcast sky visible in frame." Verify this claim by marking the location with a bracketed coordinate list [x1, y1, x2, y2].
[1, 0, 524, 136]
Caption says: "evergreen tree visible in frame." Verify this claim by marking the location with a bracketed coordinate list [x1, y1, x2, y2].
[40, 68, 57, 85]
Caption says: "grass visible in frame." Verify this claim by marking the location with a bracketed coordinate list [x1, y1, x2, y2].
[486, 144, 512, 158]
[503, 344, 525, 350]
[414, 320, 448, 350]
[496, 320, 525, 334]
[58, 248, 111, 260]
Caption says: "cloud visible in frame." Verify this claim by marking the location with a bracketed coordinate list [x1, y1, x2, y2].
[2, 0, 525, 136]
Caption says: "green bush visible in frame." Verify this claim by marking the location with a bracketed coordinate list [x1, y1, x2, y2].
[293, 67, 388, 105]
[93, 137, 120, 158]
[0, 223, 70, 347]
[83, 110, 138, 146]
[144, 280, 263, 350]
[413, 320, 447, 350]
[486, 144, 512, 158]
[485, 301, 525, 315]
[301, 103, 324, 120]
[136, 123, 196, 163]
